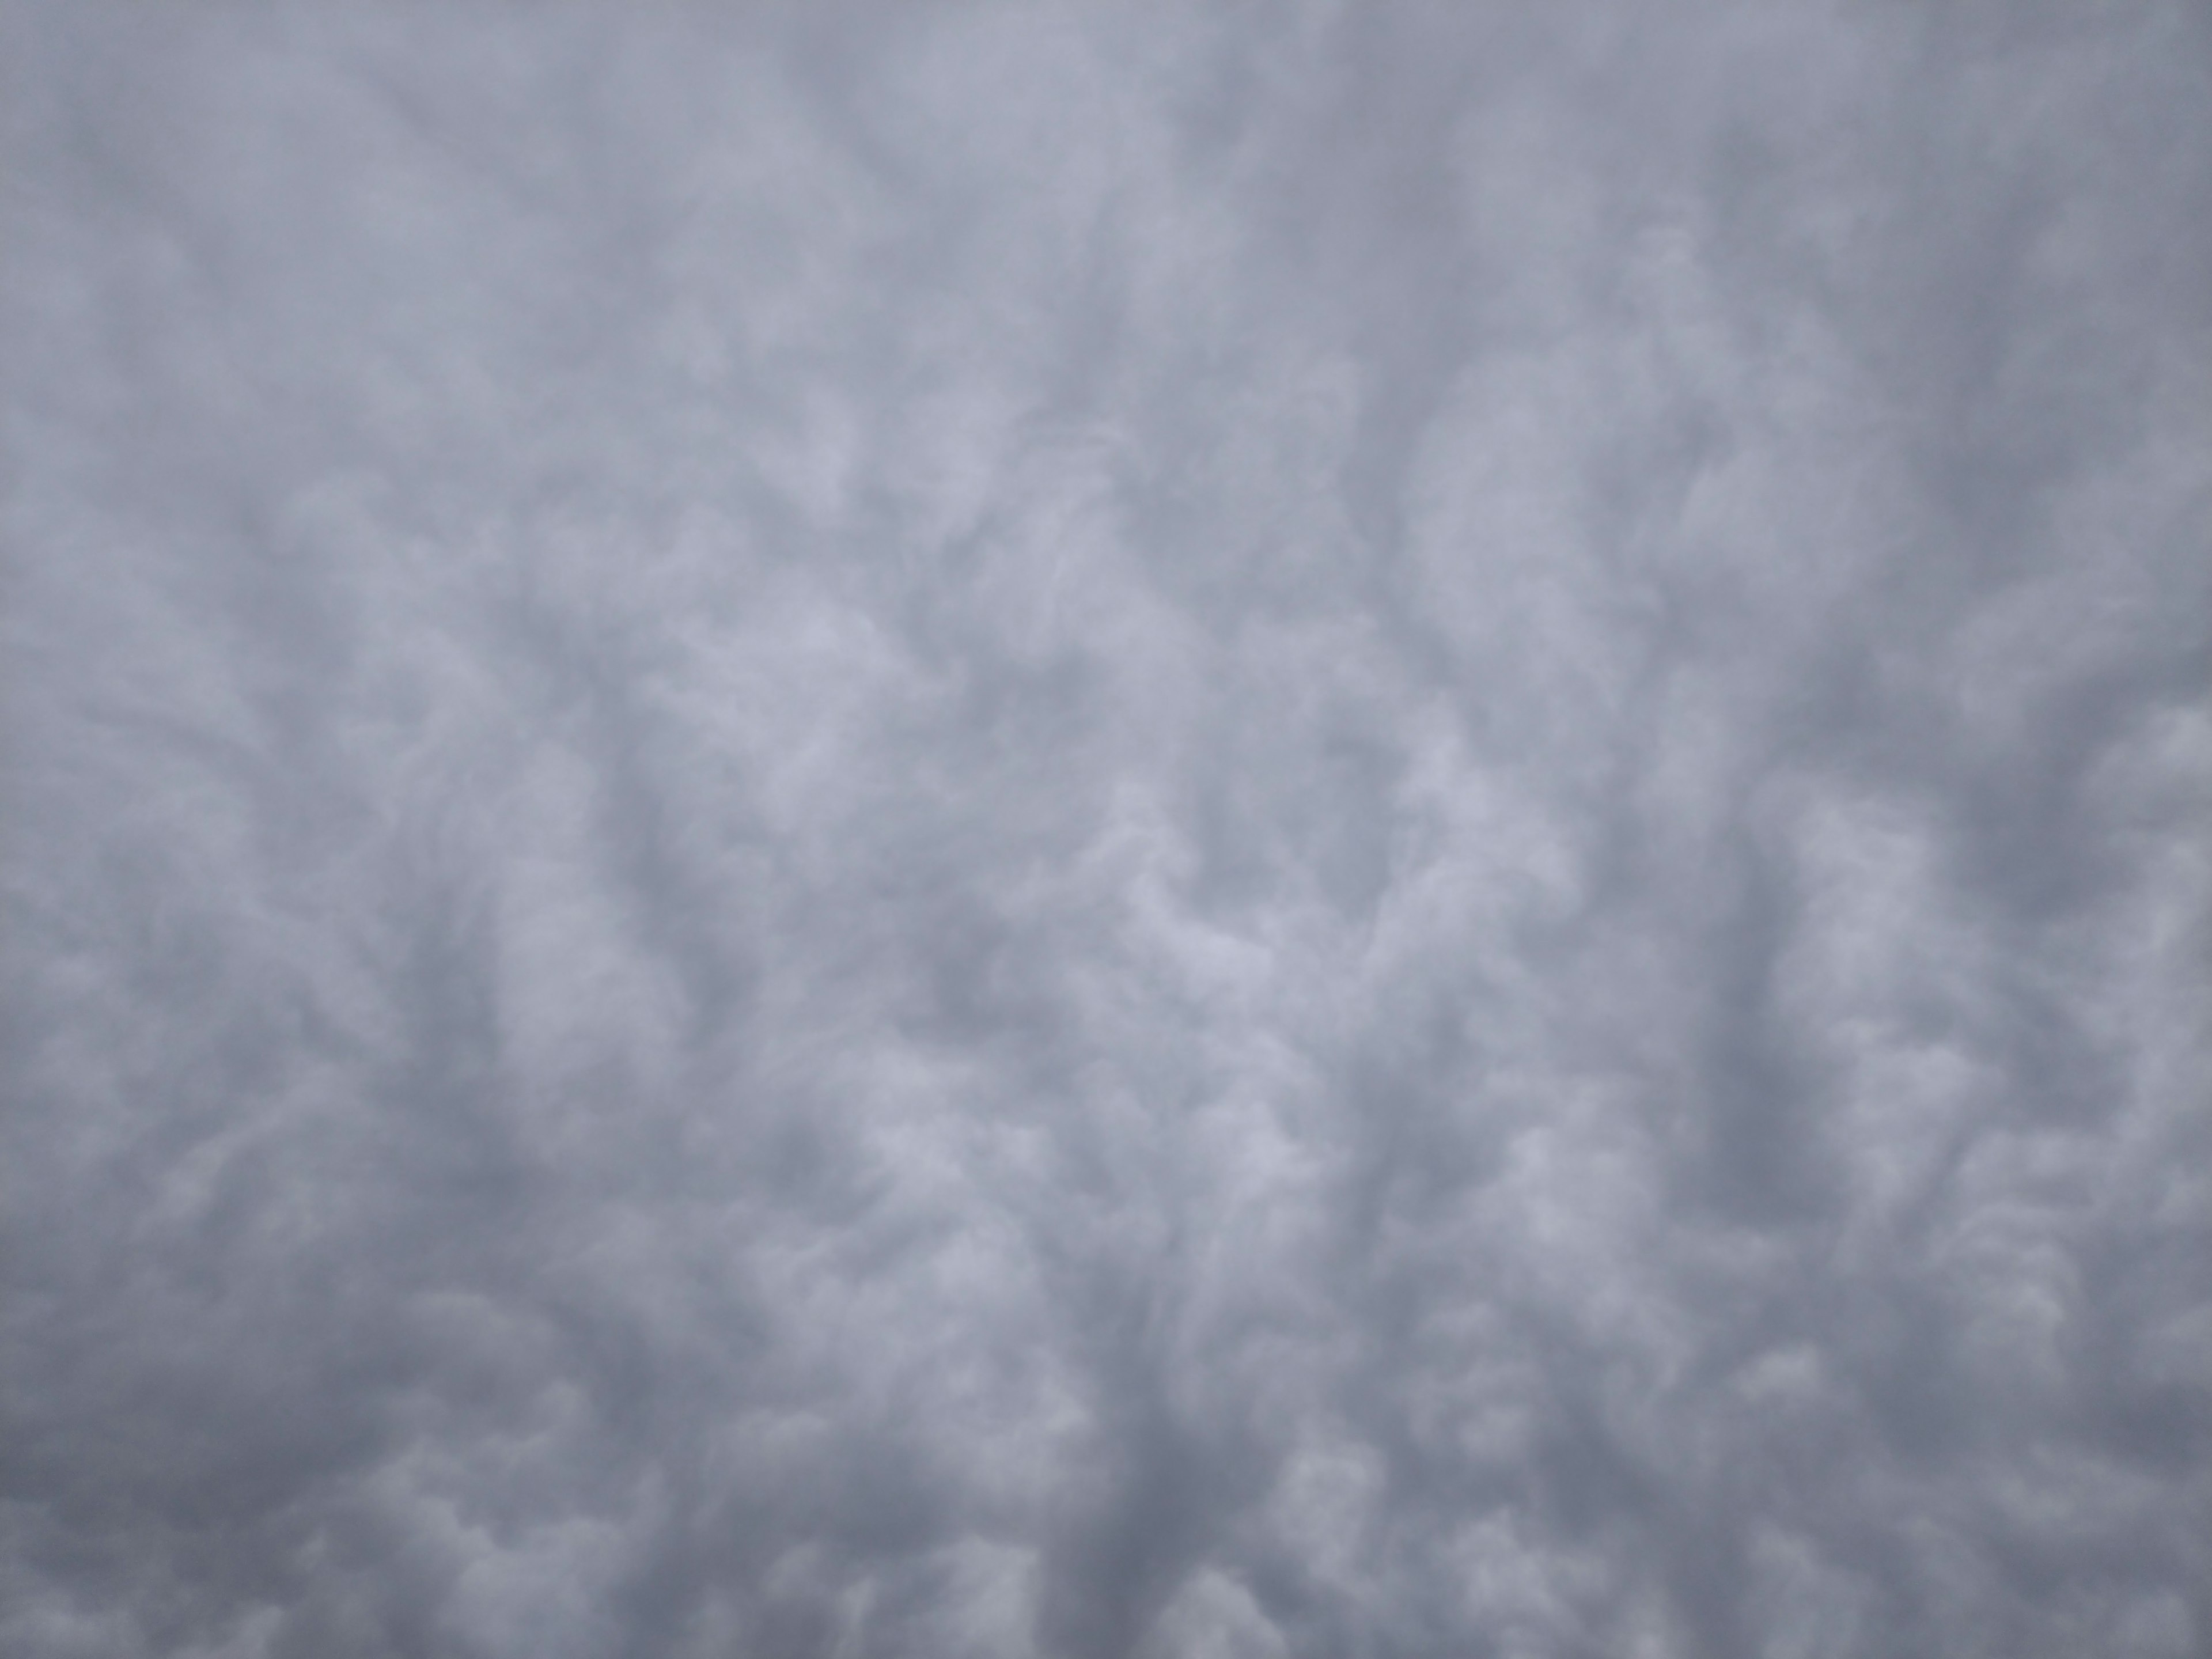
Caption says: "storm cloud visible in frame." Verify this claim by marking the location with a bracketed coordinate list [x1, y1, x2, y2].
[3, 2, 2208, 1655]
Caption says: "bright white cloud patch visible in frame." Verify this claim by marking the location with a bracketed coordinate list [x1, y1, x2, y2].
[4, 2, 2208, 1656]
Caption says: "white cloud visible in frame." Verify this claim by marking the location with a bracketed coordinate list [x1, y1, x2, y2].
[3, 1, 2206, 1654]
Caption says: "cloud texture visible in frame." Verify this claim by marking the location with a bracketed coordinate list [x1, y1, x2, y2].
[4, 2, 2209, 1655]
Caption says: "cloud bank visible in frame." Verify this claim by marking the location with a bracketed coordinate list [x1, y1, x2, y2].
[4, 2, 2208, 1655]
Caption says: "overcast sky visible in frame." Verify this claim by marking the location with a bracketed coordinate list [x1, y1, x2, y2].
[3, 3, 2209, 1656]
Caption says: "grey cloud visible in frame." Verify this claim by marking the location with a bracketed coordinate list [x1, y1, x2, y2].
[3, 1, 2208, 1655]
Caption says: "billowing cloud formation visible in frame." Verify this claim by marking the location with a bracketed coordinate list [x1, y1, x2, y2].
[4, 2, 2208, 1655]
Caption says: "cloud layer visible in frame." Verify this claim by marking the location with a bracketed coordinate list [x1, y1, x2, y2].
[4, 3, 2208, 1655]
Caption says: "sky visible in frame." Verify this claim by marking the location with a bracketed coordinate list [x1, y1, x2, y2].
[2, 2, 2208, 1656]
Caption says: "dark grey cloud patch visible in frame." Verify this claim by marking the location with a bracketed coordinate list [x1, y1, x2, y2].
[4, 1, 2208, 1655]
